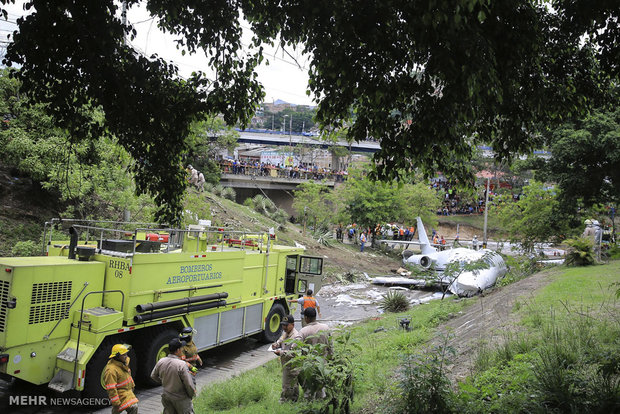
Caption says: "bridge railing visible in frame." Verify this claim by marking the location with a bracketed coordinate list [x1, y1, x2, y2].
[218, 161, 348, 182]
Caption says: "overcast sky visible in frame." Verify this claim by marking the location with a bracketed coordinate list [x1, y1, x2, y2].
[0, 1, 316, 106]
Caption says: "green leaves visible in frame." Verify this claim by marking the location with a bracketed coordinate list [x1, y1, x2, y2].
[3, 0, 617, 221]
[492, 181, 560, 253]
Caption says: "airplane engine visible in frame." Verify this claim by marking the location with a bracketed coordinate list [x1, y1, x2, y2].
[419, 256, 432, 269]
[402, 250, 434, 269]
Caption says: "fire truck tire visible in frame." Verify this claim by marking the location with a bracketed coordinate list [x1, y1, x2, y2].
[260, 303, 285, 343]
[136, 327, 179, 386]
[84, 337, 137, 400]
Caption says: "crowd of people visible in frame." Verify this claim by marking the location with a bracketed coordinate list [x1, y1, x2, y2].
[430, 180, 521, 217]
[336, 222, 458, 252]
[218, 159, 349, 182]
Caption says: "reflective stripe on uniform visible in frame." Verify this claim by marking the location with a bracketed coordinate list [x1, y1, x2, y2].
[105, 383, 117, 390]
[119, 397, 138, 410]
[116, 378, 133, 387]
[109, 395, 120, 402]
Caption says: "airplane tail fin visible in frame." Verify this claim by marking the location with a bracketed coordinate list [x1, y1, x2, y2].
[416, 217, 436, 254]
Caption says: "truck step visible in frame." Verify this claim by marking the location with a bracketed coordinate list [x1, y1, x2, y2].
[56, 347, 84, 362]
[48, 369, 74, 393]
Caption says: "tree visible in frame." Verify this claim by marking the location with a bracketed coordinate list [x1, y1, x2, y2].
[2, 1, 617, 222]
[0, 69, 156, 221]
[185, 116, 239, 185]
[337, 171, 441, 243]
[2, 1, 264, 224]
[492, 181, 560, 253]
[538, 108, 620, 207]
[292, 181, 333, 233]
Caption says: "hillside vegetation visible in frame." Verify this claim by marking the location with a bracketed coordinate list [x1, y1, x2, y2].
[194, 261, 620, 413]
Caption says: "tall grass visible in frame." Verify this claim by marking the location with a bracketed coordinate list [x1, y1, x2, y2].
[194, 299, 468, 413]
[458, 261, 620, 413]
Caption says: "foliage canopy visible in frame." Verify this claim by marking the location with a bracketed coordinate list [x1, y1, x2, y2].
[1, 0, 618, 222]
[492, 181, 560, 253]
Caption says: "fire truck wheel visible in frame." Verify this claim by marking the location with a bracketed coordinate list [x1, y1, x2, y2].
[260, 303, 285, 343]
[84, 337, 137, 400]
[136, 327, 179, 386]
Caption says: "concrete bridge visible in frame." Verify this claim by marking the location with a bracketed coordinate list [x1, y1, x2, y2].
[220, 172, 340, 215]
[237, 131, 381, 153]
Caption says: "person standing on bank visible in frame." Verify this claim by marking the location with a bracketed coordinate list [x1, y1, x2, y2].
[359, 232, 367, 252]
[272, 314, 300, 402]
[104, 344, 139, 414]
[150, 338, 196, 414]
[294, 307, 332, 400]
[289, 289, 321, 327]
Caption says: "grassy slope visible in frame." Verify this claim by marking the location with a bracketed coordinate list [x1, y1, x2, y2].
[194, 298, 469, 413]
[523, 260, 619, 308]
[457, 261, 620, 413]
[194, 261, 620, 413]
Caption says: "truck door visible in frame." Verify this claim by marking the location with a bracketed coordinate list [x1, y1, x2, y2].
[285, 256, 298, 294]
[295, 256, 323, 295]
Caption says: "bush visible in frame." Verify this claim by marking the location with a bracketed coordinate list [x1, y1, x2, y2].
[11, 240, 40, 256]
[221, 187, 236, 201]
[379, 290, 410, 313]
[564, 237, 595, 266]
[456, 308, 620, 413]
[496, 255, 539, 287]
[385, 339, 456, 414]
[288, 331, 357, 414]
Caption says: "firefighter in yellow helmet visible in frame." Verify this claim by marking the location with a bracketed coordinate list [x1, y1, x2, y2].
[180, 327, 203, 368]
[179, 327, 202, 386]
[104, 344, 138, 414]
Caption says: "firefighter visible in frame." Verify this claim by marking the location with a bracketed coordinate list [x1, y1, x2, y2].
[180, 327, 203, 368]
[104, 344, 138, 414]
[179, 327, 202, 386]
[289, 289, 321, 327]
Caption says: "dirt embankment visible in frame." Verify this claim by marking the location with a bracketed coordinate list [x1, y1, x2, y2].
[432, 267, 561, 383]
[0, 167, 61, 255]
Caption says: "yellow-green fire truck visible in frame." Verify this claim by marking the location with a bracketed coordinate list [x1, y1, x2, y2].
[0, 219, 323, 398]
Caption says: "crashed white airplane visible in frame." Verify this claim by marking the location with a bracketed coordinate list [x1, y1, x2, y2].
[374, 217, 507, 296]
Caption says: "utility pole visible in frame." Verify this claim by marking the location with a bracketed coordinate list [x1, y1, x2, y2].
[122, 0, 130, 222]
[483, 178, 490, 249]
[121, 1, 128, 44]
[271, 114, 274, 131]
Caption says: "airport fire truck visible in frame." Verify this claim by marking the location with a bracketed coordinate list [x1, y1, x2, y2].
[0, 219, 323, 398]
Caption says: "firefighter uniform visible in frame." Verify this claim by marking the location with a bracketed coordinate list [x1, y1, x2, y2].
[181, 340, 201, 386]
[181, 341, 201, 367]
[104, 357, 138, 414]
